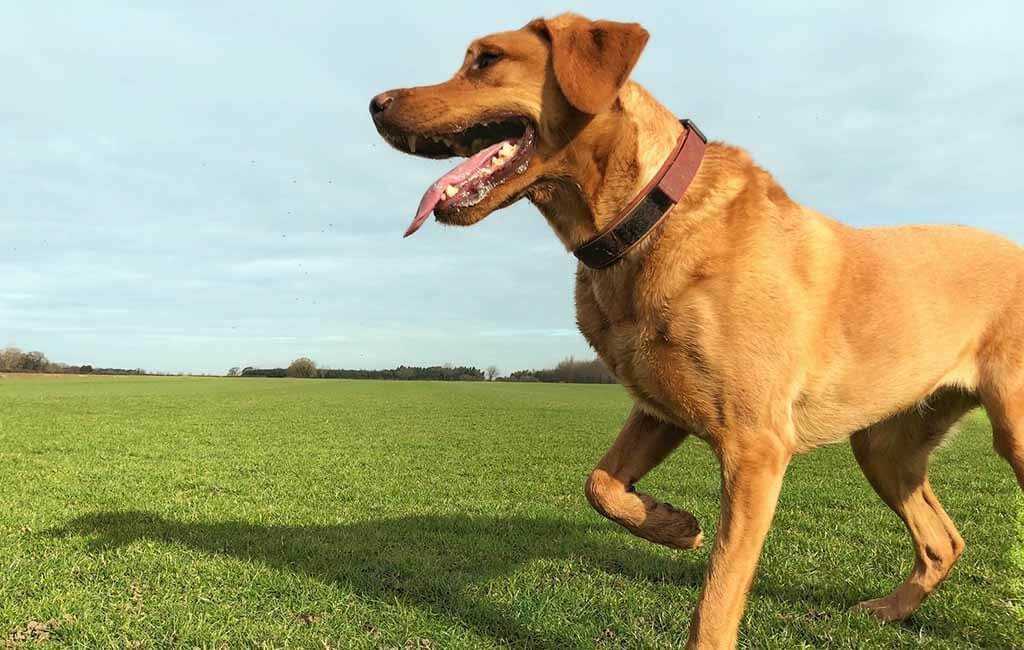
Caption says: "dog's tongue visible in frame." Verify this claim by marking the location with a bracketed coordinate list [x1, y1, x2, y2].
[404, 140, 508, 237]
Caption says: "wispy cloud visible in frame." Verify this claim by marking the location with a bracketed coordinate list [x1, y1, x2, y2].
[227, 257, 348, 276]
[479, 328, 580, 338]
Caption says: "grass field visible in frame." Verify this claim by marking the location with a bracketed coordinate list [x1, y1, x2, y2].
[0, 375, 1020, 648]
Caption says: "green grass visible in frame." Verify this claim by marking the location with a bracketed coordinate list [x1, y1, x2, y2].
[0, 375, 1020, 648]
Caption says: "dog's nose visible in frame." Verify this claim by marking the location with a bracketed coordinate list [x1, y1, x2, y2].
[369, 93, 394, 117]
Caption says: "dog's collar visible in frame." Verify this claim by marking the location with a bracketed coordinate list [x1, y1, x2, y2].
[573, 119, 707, 270]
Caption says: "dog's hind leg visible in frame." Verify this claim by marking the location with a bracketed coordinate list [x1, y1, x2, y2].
[850, 391, 975, 622]
[980, 379, 1024, 490]
[994, 421, 1024, 490]
[585, 406, 703, 549]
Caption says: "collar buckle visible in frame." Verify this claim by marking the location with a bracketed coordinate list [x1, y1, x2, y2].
[681, 119, 707, 144]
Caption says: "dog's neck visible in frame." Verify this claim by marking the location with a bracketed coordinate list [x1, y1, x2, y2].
[528, 82, 685, 251]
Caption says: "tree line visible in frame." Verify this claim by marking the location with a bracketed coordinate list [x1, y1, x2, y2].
[232, 355, 616, 384]
[1, 345, 617, 384]
[236, 358, 487, 381]
[501, 356, 617, 384]
[0, 347, 146, 376]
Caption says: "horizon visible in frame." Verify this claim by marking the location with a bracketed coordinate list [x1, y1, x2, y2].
[0, 346, 588, 377]
[4, 1, 1023, 375]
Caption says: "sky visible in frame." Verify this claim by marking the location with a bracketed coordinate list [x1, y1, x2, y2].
[2, 2, 1022, 375]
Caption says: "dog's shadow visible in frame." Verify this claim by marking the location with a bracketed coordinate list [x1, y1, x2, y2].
[53, 510, 709, 648]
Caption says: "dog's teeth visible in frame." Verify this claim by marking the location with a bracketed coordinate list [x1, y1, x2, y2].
[499, 142, 515, 158]
[444, 184, 459, 198]
[407, 135, 418, 153]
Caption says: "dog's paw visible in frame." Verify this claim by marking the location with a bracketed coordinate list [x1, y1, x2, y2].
[852, 595, 916, 622]
[665, 529, 703, 550]
[635, 496, 703, 550]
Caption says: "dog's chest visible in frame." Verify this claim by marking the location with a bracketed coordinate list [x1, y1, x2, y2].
[575, 268, 721, 431]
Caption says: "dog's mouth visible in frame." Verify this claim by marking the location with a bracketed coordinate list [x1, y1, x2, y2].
[379, 117, 536, 237]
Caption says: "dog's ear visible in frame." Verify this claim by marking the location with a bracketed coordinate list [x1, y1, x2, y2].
[527, 14, 649, 114]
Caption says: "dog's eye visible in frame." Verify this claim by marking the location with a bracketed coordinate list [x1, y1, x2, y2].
[472, 52, 502, 71]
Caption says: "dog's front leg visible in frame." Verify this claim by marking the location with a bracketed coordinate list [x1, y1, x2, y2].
[585, 406, 703, 549]
[686, 434, 791, 650]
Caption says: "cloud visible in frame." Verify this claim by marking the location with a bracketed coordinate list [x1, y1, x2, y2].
[479, 329, 580, 338]
[227, 257, 349, 276]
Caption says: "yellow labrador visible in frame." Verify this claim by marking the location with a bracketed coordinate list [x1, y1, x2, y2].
[370, 13, 1024, 648]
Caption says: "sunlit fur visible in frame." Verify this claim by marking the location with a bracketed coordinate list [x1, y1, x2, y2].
[372, 13, 1024, 650]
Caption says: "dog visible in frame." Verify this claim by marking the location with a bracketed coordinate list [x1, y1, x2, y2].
[370, 13, 1024, 648]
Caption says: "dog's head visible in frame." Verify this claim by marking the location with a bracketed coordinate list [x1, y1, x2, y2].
[369, 13, 649, 236]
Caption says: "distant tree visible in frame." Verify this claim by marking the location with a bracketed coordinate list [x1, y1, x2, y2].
[80, 365, 93, 374]
[227, 366, 241, 377]
[486, 365, 499, 381]
[0, 347, 24, 371]
[286, 357, 318, 378]
[17, 351, 49, 372]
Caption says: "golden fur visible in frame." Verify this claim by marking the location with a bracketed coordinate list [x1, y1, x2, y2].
[370, 13, 1024, 648]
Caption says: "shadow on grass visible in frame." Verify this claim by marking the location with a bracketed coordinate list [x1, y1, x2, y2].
[52, 511, 708, 648]
[50, 510, 1016, 648]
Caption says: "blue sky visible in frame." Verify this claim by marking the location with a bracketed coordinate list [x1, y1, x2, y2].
[2, 2, 1021, 374]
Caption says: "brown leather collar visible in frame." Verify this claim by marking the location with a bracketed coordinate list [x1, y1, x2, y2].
[573, 119, 707, 270]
